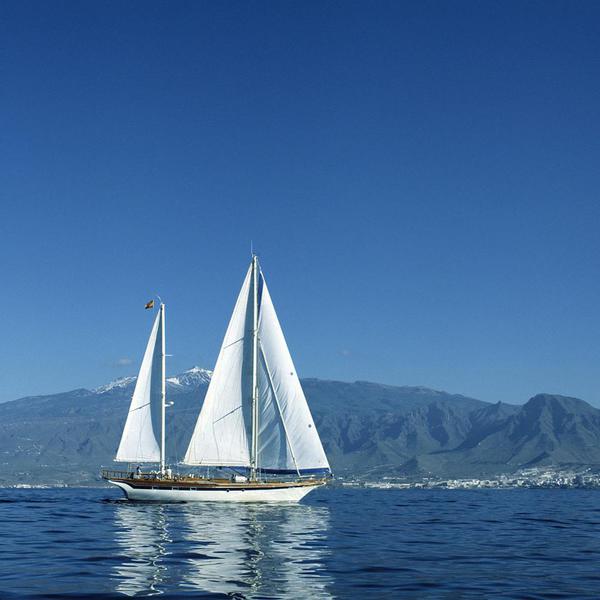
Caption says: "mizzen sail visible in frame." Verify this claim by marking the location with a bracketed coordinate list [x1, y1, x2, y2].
[115, 309, 163, 463]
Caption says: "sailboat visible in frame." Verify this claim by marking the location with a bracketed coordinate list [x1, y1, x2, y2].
[102, 256, 331, 502]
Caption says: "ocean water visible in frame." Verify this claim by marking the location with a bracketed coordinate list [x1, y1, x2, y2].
[0, 486, 599, 599]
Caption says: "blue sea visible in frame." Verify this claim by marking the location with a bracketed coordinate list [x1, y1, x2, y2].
[1, 486, 599, 599]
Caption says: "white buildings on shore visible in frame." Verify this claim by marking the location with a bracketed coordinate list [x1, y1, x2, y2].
[342, 467, 600, 490]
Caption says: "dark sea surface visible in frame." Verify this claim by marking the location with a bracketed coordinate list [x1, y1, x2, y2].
[1, 486, 599, 599]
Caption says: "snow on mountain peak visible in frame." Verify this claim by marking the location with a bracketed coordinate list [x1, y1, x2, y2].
[93, 376, 137, 394]
[94, 367, 212, 394]
[167, 366, 213, 387]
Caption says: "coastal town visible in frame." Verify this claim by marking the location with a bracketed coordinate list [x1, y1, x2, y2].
[343, 467, 600, 490]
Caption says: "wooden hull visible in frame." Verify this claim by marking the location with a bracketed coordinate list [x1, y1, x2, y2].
[107, 477, 325, 503]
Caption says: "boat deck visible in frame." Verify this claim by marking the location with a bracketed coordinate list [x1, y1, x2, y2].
[100, 469, 326, 490]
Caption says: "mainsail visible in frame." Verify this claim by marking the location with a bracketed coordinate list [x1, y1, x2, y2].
[183, 267, 253, 467]
[183, 259, 330, 475]
[115, 308, 164, 463]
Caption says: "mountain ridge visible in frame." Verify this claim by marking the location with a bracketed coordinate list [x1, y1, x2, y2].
[1, 371, 600, 485]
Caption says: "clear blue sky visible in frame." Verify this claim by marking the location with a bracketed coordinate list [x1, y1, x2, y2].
[1, 1, 599, 405]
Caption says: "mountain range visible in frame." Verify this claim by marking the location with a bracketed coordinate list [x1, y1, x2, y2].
[1, 367, 600, 485]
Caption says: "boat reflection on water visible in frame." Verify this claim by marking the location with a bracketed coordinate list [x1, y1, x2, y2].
[112, 501, 332, 598]
[113, 503, 171, 596]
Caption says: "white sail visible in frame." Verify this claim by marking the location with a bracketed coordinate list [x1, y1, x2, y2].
[183, 260, 330, 474]
[115, 310, 163, 463]
[183, 267, 253, 467]
[256, 278, 330, 473]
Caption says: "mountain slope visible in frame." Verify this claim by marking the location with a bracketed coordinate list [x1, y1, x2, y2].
[1, 370, 599, 484]
[449, 394, 600, 469]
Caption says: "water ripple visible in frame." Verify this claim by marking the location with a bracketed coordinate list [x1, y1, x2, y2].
[0, 488, 599, 598]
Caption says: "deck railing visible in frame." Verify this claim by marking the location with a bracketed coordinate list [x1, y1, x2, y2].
[101, 469, 133, 480]
[101, 467, 330, 483]
[101, 469, 196, 482]
[101, 469, 165, 481]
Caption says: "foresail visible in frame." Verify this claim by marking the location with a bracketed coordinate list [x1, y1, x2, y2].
[183, 267, 253, 467]
[257, 278, 330, 473]
[115, 310, 162, 463]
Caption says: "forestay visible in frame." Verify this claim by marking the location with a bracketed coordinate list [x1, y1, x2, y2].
[115, 310, 163, 462]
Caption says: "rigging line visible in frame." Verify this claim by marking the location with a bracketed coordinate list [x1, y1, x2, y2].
[127, 400, 151, 413]
[213, 405, 243, 424]
[221, 336, 245, 350]
[259, 342, 301, 477]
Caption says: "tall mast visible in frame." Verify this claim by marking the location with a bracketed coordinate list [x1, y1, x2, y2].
[250, 255, 259, 481]
[160, 302, 166, 476]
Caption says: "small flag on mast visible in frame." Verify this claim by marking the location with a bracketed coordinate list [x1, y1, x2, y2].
[145, 300, 154, 310]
